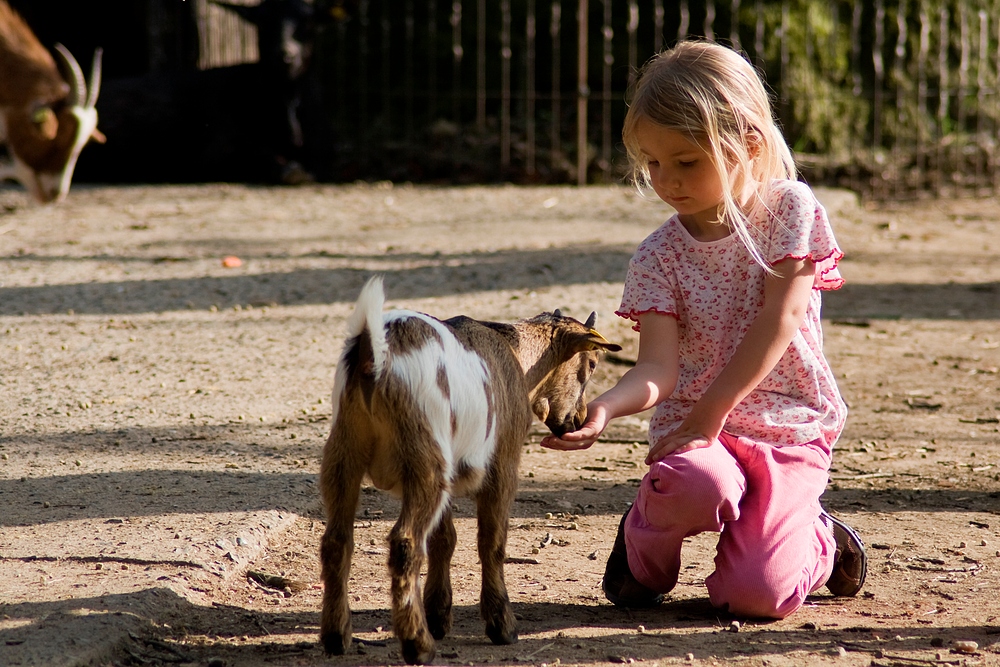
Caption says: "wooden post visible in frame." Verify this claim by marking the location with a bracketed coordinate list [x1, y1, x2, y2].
[576, 0, 589, 185]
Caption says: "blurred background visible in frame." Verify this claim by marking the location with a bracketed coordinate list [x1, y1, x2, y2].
[12, 0, 1000, 199]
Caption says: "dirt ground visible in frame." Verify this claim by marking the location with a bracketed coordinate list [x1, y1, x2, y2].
[1, 182, 999, 667]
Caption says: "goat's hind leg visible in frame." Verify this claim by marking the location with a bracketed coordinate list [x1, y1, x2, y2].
[318, 434, 364, 656]
[389, 471, 449, 665]
[424, 503, 457, 640]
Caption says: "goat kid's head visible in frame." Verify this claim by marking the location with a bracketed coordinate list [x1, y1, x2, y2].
[1, 44, 104, 204]
[529, 310, 622, 437]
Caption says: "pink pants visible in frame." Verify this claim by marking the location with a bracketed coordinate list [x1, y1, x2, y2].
[625, 433, 836, 619]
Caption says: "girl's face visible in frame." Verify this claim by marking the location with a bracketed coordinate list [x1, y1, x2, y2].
[635, 119, 727, 237]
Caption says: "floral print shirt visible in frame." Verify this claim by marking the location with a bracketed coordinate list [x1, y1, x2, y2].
[616, 180, 847, 448]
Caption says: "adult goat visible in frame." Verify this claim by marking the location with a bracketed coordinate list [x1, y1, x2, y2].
[0, 0, 103, 203]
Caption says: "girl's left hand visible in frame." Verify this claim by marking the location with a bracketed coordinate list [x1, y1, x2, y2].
[645, 427, 717, 464]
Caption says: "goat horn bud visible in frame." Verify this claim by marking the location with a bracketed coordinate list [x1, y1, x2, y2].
[54, 43, 86, 107]
[584, 311, 597, 329]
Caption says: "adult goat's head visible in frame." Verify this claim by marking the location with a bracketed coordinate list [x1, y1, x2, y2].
[0, 0, 104, 204]
[0, 43, 104, 204]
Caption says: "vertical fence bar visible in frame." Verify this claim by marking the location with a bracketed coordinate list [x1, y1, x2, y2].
[917, 0, 929, 183]
[730, 0, 741, 51]
[678, 0, 690, 41]
[850, 1, 863, 193]
[526, 0, 537, 176]
[601, 0, 613, 180]
[405, 0, 415, 143]
[957, 2, 970, 192]
[937, 6, 949, 195]
[779, 0, 790, 138]
[551, 1, 562, 172]
[477, 0, 486, 131]
[872, 0, 885, 196]
[704, 0, 715, 42]
[654, 0, 664, 53]
[336, 16, 347, 140]
[359, 0, 370, 167]
[451, 1, 463, 124]
[381, 0, 391, 134]
[993, 0, 1000, 192]
[976, 8, 988, 192]
[428, 0, 437, 122]
[577, 0, 589, 185]
[501, 0, 512, 169]
[628, 0, 639, 86]
[754, 0, 764, 69]
[995, 0, 1000, 192]
[893, 0, 908, 197]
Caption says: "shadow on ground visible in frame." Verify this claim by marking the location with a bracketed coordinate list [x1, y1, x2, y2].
[2, 245, 1000, 319]
[2, 587, 996, 666]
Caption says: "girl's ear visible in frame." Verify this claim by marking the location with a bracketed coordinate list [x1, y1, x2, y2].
[746, 128, 763, 161]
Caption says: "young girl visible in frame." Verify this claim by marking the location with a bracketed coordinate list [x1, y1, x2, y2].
[541, 40, 866, 619]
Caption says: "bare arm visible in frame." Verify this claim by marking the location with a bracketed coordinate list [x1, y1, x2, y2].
[540, 313, 680, 451]
[645, 257, 816, 463]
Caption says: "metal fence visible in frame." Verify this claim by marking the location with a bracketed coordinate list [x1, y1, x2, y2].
[202, 0, 1000, 198]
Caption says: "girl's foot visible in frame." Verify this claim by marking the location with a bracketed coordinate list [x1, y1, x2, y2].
[821, 511, 867, 597]
[602, 505, 664, 608]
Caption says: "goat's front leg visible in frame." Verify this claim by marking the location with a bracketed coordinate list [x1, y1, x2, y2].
[318, 443, 363, 656]
[475, 468, 518, 645]
[390, 475, 449, 665]
[424, 503, 457, 640]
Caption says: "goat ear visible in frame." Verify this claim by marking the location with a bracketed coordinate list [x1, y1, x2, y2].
[571, 328, 622, 353]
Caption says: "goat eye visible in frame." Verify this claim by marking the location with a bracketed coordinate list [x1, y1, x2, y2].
[31, 107, 54, 125]
[589, 359, 597, 371]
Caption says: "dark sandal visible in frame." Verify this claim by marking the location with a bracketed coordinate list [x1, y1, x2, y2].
[602, 504, 664, 608]
[821, 510, 867, 597]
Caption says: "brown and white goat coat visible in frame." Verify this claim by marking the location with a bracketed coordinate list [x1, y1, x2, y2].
[0, 0, 103, 203]
[319, 277, 620, 665]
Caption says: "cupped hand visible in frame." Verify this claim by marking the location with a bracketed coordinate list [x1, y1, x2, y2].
[539, 403, 610, 451]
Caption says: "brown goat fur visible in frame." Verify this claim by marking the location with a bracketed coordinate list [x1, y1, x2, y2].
[319, 277, 620, 664]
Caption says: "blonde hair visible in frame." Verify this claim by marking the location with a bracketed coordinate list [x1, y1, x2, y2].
[622, 40, 795, 267]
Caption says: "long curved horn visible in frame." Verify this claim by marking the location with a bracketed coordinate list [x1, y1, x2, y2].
[54, 43, 86, 107]
[86, 48, 102, 109]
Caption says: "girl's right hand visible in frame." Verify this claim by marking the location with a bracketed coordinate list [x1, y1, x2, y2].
[539, 402, 611, 451]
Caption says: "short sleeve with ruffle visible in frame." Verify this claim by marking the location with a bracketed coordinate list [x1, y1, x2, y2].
[763, 181, 844, 290]
[616, 227, 682, 330]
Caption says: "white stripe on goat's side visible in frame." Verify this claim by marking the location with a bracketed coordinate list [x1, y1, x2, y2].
[384, 310, 497, 483]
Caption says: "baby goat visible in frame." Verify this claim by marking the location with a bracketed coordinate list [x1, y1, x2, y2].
[319, 277, 620, 665]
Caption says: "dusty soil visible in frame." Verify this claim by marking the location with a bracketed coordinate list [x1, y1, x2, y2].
[1, 182, 999, 667]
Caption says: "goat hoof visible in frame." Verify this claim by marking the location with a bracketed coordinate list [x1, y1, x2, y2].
[401, 638, 436, 665]
[320, 631, 349, 656]
[426, 610, 452, 640]
[486, 623, 519, 646]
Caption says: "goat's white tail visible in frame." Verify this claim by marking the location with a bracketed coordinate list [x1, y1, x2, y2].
[345, 275, 389, 377]
[331, 277, 388, 425]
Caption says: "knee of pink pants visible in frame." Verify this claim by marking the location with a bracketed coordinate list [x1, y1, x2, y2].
[626, 443, 745, 592]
